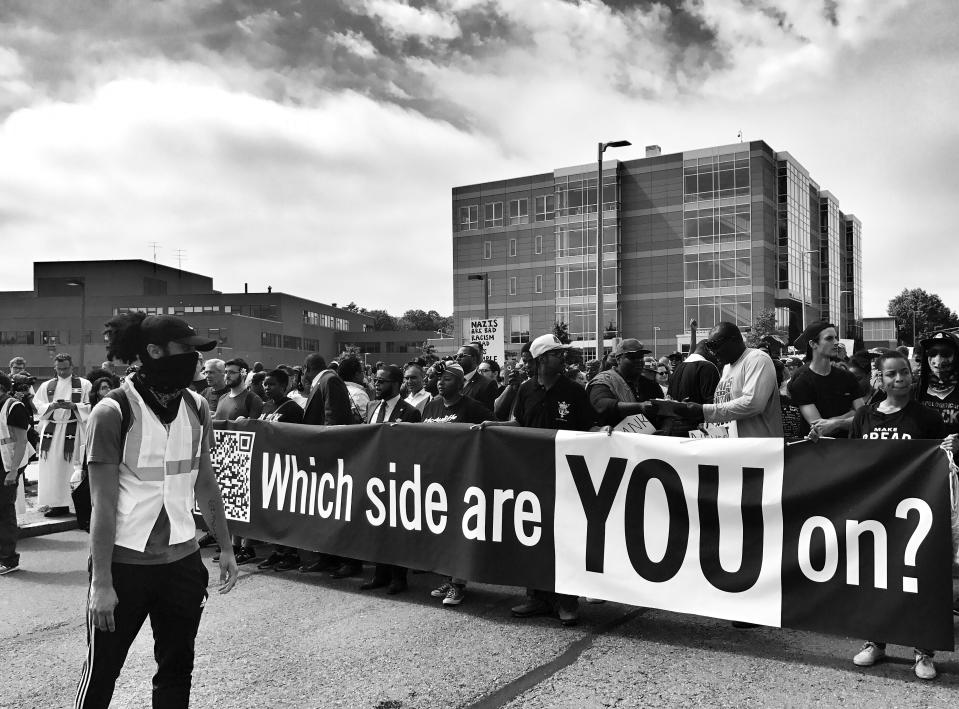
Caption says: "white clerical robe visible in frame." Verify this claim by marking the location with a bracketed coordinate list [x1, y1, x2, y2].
[34, 376, 91, 509]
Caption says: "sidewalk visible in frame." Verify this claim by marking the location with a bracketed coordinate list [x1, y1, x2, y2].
[17, 461, 79, 539]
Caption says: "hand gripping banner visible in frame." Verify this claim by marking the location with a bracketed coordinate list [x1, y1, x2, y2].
[210, 420, 955, 650]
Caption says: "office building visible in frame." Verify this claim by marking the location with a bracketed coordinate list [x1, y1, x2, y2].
[0, 260, 373, 374]
[452, 140, 862, 359]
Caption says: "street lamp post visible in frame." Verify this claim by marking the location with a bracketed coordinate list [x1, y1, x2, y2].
[467, 273, 489, 320]
[800, 249, 818, 335]
[595, 139, 631, 360]
[66, 278, 86, 371]
[653, 326, 661, 359]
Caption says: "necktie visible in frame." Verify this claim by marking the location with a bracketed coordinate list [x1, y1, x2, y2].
[376, 401, 388, 423]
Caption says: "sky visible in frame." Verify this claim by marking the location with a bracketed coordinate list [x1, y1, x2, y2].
[1, 0, 957, 319]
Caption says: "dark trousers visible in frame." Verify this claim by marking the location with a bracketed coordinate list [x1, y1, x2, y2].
[0, 469, 21, 566]
[75, 551, 209, 709]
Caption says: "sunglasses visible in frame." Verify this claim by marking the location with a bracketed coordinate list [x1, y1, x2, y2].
[703, 338, 727, 352]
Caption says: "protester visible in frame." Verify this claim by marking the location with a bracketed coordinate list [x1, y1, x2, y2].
[586, 338, 661, 429]
[913, 331, 959, 435]
[285, 366, 308, 409]
[337, 355, 371, 423]
[477, 360, 503, 394]
[214, 359, 263, 422]
[664, 341, 720, 437]
[651, 322, 783, 438]
[788, 321, 864, 438]
[479, 333, 594, 625]
[0, 372, 30, 575]
[200, 359, 229, 413]
[34, 353, 91, 517]
[357, 365, 421, 594]
[655, 363, 670, 396]
[832, 350, 956, 680]
[456, 345, 499, 411]
[76, 312, 237, 708]
[402, 362, 431, 413]
[494, 342, 533, 421]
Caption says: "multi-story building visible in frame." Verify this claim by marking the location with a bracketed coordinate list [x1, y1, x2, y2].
[0, 260, 373, 374]
[452, 140, 863, 360]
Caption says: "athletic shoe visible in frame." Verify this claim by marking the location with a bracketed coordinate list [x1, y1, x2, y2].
[257, 552, 283, 570]
[275, 555, 301, 572]
[431, 582, 452, 599]
[236, 547, 257, 565]
[0, 563, 19, 575]
[914, 652, 937, 680]
[443, 585, 465, 606]
[853, 642, 885, 667]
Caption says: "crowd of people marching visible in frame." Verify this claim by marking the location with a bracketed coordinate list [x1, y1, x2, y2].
[2, 314, 958, 692]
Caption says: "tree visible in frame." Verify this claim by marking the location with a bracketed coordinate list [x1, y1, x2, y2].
[552, 321, 571, 344]
[415, 341, 438, 364]
[743, 308, 786, 350]
[887, 288, 959, 345]
[366, 309, 398, 331]
[343, 302, 367, 314]
[399, 309, 446, 332]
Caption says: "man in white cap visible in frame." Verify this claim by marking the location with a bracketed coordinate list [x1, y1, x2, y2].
[479, 333, 594, 625]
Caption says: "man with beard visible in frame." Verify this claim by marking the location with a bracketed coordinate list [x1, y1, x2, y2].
[76, 313, 237, 709]
[787, 321, 864, 438]
[35, 353, 91, 517]
[478, 334, 594, 625]
[213, 359, 263, 422]
[456, 345, 499, 411]
[651, 322, 783, 438]
[587, 338, 661, 429]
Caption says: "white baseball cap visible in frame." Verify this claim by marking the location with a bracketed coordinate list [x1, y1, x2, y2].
[529, 334, 571, 359]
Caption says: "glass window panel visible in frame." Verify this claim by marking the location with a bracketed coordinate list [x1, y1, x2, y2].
[698, 172, 713, 192]
[735, 167, 749, 188]
[718, 170, 734, 191]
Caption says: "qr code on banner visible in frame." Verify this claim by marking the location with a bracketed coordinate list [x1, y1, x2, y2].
[208, 430, 255, 522]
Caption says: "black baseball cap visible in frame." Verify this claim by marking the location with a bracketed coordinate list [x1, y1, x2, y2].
[141, 315, 217, 351]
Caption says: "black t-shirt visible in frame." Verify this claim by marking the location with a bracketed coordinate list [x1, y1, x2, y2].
[850, 399, 946, 441]
[422, 396, 493, 424]
[0, 396, 30, 474]
[260, 397, 304, 424]
[788, 365, 861, 436]
[916, 386, 959, 437]
[513, 376, 594, 431]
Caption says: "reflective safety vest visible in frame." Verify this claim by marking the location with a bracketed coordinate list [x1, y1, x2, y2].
[96, 380, 204, 552]
[0, 396, 31, 473]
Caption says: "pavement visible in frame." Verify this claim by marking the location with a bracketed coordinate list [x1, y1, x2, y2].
[3, 530, 959, 708]
[16, 461, 80, 538]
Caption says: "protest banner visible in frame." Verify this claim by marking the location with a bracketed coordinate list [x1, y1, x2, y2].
[209, 420, 955, 649]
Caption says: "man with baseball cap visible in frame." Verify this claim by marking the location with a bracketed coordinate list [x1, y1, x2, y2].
[586, 338, 662, 428]
[77, 312, 237, 708]
[478, 333, 594, 625]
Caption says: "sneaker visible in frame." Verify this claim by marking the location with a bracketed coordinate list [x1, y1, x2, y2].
[443, 585, 465, 606]
[853, 642, 886, 667]
[236, 547, 257, 565]
[431, 582, 452, 599]
[0, 563, 19, 575]
[257, 552, 283, 570]
[914, 652, 937, 680]
[274, 555, 301, 572]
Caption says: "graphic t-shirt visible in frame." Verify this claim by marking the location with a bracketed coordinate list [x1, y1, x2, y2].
[917, 386, 959, 437]
[422, 396, 492, 425]
[513, 376, 594, 431]
[788, 365, 861, 437]
[850, 399, 946, 441]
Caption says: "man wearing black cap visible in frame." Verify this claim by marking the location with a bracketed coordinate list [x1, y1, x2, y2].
[914, 331, 959, 436]
[586, 338, 662, 428]
[76, 313, 237, 709]
[787, 321, 864, 438]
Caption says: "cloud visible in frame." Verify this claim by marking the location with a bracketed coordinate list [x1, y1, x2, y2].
[352, 0, 462, 42]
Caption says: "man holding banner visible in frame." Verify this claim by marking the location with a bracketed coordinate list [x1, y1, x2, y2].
[586, 338, 661, 430]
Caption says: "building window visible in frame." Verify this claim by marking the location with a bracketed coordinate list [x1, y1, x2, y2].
[282, 335, 303, 350]
[303, 310, 319, 325]
[261, 332, 282, 348]
[484, 202, 503, 227]
[487, 277, 493, 296]
[535, 234, 543, 254]
[207, 328, 229, 346]
[510, 315, 530, 344]
[483, 241, 492, 259]
[304, 338, 319, 351]
[535, 275, 543, 293]
[458, 205, 478, 230]
[535, 194, 555, 221]
[41, 330, 64, 345]
[509, 277, 517, 296]
[0, 330, 34, 345]
[509, 239, 517, 257]
[509, 199, 529, 225]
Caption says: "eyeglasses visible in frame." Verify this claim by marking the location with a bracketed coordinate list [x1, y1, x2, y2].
[656, 370, 668, 376]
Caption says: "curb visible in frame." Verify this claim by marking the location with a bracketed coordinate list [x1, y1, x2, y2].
[18, 518, 79, 539]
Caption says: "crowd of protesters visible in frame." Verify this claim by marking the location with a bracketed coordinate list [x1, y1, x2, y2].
[1, 315, 958, 694]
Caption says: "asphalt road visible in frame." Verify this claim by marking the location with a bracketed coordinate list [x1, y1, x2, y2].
[3, 532, 958, 709]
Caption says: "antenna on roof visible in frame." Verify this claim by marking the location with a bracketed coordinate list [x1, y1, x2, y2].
[148, 241, 160, 263]
[737, 130, 743, 143]
[175, 249, 186, 271]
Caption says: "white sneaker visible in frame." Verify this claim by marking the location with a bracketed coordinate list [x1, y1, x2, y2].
[914, 652, 937, 680]
[0, 563, 19, 575]
[853, 642, 885, 666]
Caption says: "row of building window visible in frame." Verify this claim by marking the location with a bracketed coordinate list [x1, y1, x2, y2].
[111, 305, 350, 331]
[302, 310, 349, 330]
[484, 235, 545, 259]
[0, 330, 97, 346]
[260, 332, 321, 351]
[468, 276, 545, 297]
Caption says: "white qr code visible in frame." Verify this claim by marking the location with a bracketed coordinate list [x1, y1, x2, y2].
[209, 430, 255, 522]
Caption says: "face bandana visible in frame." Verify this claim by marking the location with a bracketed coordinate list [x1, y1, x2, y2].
[926, 348, 957, 398]
[139, 351, 201, 395]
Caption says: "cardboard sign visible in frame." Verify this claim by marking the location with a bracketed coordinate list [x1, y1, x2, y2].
[464, 317, 505, 364]
[613, 414, 657, 434]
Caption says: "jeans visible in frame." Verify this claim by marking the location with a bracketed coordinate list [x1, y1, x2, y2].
[0, 469, 22, 567]
[75, 551, 209, 709]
